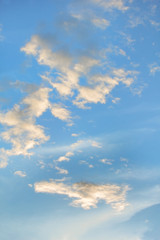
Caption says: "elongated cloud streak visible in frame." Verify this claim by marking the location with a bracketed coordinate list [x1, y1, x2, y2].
[34, 180, 130, 210]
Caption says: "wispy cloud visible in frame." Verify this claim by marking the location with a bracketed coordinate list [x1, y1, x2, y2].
[90, 0, 129, 11]
[34, 180, 130, 210]
[14, 171, 27, 177]
[149, 63, 160, 75]
[0, 24, 4, 42]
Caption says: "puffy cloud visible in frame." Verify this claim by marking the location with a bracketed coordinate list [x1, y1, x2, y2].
[21, 35, 72, 70]
[22, 35, 138, 109]
[0, 87, 51, 167]
[14, 171, 26, 177]
[73, 69, 137, 108]
[34, 180, 130, 210]
[50, 104, 72, 124]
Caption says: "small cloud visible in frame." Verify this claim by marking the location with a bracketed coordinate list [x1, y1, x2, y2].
[149, 63, 160, 75]
[55, 166, 68, 175]
[150, 20, 160, 31]
[71, 133, 79, 137]
[57, 156, 70, 162]
[66, 151, 74, 157]
[28, 184, 33, 188]
[90, 140, 102, 148]
[100, 158, 114, 165]
[0, 24, 4, 42]
[90, 0, 129, 11]
[71, 140, 84, 149]
[50, 104, 72, 125]
[14, 171, 26, 177]
[112, 97, 120, 104]
[89, 164, 94, 168]
[92, 18, 110, 29]
[120, 157, 128, 163]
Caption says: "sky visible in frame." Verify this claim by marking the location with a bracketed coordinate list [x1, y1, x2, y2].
[0, 0, 160, 239]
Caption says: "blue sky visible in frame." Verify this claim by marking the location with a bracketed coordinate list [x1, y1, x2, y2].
[0, 0, 160, 239]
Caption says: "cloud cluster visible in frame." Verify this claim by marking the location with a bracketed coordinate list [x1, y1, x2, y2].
[34, 180, 130, 210]
[21, 33, 137, 109]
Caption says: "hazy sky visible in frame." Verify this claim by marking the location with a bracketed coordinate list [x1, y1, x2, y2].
[0, 0, 160, 239]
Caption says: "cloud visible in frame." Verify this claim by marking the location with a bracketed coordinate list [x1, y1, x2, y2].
[34, 180, 130, 210]
[91, 18, 110, 29]
[50, 104, 72, 124]
[0, 24, 4, 42]
[90, 0, 129, 11]
[0, 87, 51, 167]
[150, 20, 160, 31]
[90, 140, 102, 148]
[55, 166, 68, 175]
[100, 158, 114, 165]
[73, 69, 137, 108]
[14, 171, 26, 177]
[71, 133, 79, 137]
[112, 97, 120, 104]
[22, 34, 138, 109]
[149, 63, 160, 75]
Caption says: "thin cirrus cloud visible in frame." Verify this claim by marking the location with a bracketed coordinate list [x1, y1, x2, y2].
[34, 180, 130, 210]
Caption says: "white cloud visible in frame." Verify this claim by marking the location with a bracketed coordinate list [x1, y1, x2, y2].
[100, 158, 114, 165]
[34, 180, 130, 210]
[0, 87, 51, 167]
[90, 140, 102, 148]
[55, 166, 68, 175]
[14, 171, 27, 177]
[150, 20, 160, 31]
[90, 0, 129, 11]
[149, 63, 160, 75]
[57, 156, 70, 162]
[112, 97, 120, 104]
[50, 104, 72, 124]
[91, 18, 110, 29]
[71, 133, 79, 137]
[22, 35, 138, 109]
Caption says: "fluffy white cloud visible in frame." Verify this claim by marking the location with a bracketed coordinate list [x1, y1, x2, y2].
[0, 87, 51, 167]
[34, 180, 130, 210]
[22, 35, 138, 109]
[14, 171, 26, 177]
[50, 104, 72, 124]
